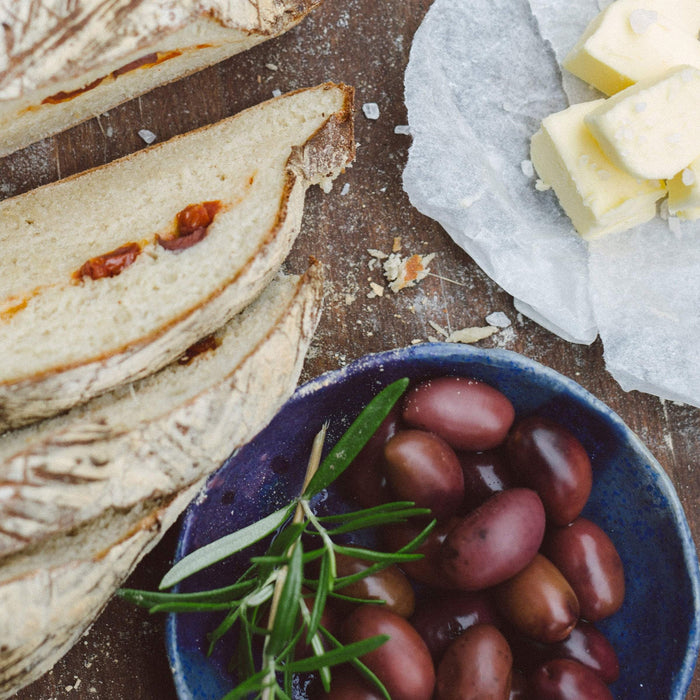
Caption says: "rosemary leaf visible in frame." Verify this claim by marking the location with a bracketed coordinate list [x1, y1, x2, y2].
[266, 540, 304, 658]
[286, 635, 390, 673]
[160, 503, 294, 589]
[302, 378, 409, 498]
[119, 579, 254, 609]
[324, 507, 432, 535]
[315, 501, 427, 522]
[306, 550, 331, 643]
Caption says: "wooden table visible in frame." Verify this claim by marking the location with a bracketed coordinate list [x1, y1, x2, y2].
[3, 0, 698, 697]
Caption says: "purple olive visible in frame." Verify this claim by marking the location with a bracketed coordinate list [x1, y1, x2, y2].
[506, 416, 592, 526]
[529, 659, 614, 699]
[383, 429, 464, 520]
[317, 666, 385, 699]
[338, 406, 401, 508]
[410, 590, 500, 662]
[334, 552, 415, 618]
[441, 488, 546, 591]
[458, 448, 516, 512]
[435, 624, 513, 700]
[493, 554, 579, 644]
[340, 606, 435, 700]
[543, 518, 625, 621]
[403, 377, 515, 451]
[509, 670, 532, 699]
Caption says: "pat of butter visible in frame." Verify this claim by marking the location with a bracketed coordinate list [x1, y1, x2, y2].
[563, 0, 700, 96]
[530, 100, 666, 239]
[585, 65, 700, 180]
[668, 158, 700, 219]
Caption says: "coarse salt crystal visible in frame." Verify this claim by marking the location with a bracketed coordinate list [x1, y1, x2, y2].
[137, 129, 156, 144]
[682, 168, 696, 186]
[394, 124, 411, 135]
[520, 159, 535, 178]
[485, 311, 511, 328]
[272, 89, 282, 98]
[340, 182, 351, 195]
[362, 102, 380, 120]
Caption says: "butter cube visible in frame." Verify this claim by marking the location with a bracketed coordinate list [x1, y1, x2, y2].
[585, 65, 700, 180]
[563, 0, 700, 95]
[668, 158, 700, 220]
[531, 101, 666, 239]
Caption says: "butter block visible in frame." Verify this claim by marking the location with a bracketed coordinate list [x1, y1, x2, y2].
[668, 157, 700, 219]
[585, 65, 700, 179]
[563, 0, 700, 95]
[531, 100, 666, 239]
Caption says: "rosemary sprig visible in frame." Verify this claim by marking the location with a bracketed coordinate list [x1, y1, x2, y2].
[120, 377, 434, 699]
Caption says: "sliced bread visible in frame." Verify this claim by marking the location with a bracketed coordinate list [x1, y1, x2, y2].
[0, 82, 354, 432]
[0, 0, 323, 157]
[0, 261, 324, 696]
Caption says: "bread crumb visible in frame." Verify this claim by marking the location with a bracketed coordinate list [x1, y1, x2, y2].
[392, 237, 402, 252]
[535, 179, 551, 191]
[368, 248, 389, 260]
[362, 102, 380, 120]
[428, 320, 448, 337]
[137, 129, 156, 144]
[368, 282, 385, 298]
[344, 294, 356, 305]
[383, 253, 436, 293]
[265, 63, 278, 71]
[446, 326, 499, 344]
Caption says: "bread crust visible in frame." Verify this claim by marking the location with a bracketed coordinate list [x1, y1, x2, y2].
[0, 262, 324, 697]
[0, 83, 354, 432]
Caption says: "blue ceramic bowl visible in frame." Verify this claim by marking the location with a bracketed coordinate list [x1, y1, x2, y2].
[166, 343, 700, 699]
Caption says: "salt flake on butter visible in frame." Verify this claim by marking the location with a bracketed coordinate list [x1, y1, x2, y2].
[530, 100, 666, 239]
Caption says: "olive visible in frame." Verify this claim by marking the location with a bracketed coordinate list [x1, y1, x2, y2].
[338, 406, 401, 508]
[543, 518, 625, 621]
[528, 659, 614, 699]
[316, 665, 385, 699]
[340, 606, 435, 700]
[384, 429, 464, 520]
[402, 376, 515, 451]
[441, 488, 546, 591]
[410, 589, 499, 662]
[493, 554, 579, 644]
[506, 416, 592, 526]
[383, 518, 459, 589]
[435, 623, 513, 700]
[509, 670, 532, 699]
[458, 448, 516, 512]
[334, 552, 415, 618]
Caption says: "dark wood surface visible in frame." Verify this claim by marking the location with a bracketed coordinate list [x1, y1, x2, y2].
[2, 0, 698, 697]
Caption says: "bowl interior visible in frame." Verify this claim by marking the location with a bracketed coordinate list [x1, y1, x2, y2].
[167, 343, 700, 699]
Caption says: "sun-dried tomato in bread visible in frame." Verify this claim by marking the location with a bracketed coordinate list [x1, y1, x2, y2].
[74, 243, 142, 281]
[157, 201, 222, 252]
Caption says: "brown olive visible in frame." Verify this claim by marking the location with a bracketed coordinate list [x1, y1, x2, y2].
[384, 429, 464, 520]
[334, 552, 415, 618]
[435, 623, 513, 700]
[528, 658, 614, 699]
[317, 665, 385, 699]
[340, 606, 435, 700]
[402, 376, 515, 451]
[494, 554, 579, 643]
[506, 416, 592, 526]
[543, 518, 625, 621]
[410, 589, 500, 662]
[441, 488, 546, 591]
[458, 448, 516, 512]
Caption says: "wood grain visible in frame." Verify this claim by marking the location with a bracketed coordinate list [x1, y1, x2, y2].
[1, 0, 698, 697]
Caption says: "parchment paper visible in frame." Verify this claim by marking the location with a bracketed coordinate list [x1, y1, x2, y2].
[403, 0, 700, 407]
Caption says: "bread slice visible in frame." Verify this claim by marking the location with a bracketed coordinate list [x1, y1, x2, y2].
[0, 0, 322, 157]
[0, 82, 354, 432]
[0, 262, 324, 697]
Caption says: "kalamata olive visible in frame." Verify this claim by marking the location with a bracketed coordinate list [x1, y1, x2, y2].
[543, 518, 625, 621]
[494, 554, 579, 643]
[340, 606, 435, 700]
[402, 377, 515, 451]
[383, 429, 464, 520]
[410, 590, 500, 662]
[528, 659, 614, 699]
[441, 488, 546, 590]
[334, 552, 415, 618]
[435, 623, 513, 700]
[317, 665, 385, 699]
[509, 670, 532, 699]
[506, 416, 592, 526]
[458, 448, 516, 512]
[505, 620, 619, 684]
[383, 518, 459, 589]
[338, 406, 401, 508]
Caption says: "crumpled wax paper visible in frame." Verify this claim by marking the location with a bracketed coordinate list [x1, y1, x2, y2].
[403, 0, 700, 407]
